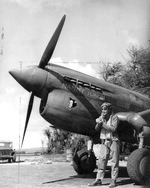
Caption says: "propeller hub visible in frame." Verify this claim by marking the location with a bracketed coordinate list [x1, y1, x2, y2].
[9, 66, 47, 97]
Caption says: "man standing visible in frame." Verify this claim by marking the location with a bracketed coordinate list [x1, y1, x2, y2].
[88, 102, 120, 188]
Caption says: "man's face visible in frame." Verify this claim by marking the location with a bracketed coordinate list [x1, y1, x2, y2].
[101, 107, 110, 118]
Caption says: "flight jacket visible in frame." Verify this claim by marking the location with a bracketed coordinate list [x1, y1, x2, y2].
[96, 114, 120, 141]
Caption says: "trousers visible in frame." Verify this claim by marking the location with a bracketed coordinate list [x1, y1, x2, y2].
[96, 140, 120, 180]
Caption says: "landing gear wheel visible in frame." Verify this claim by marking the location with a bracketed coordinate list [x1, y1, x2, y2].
[127, 148, 150, 185]
[73, 147, 96, 174]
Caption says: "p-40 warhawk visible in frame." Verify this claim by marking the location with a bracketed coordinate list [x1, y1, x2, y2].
[9, 15, 150, 185]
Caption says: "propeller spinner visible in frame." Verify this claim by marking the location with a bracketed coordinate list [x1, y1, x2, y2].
[10, 15, 66, 147]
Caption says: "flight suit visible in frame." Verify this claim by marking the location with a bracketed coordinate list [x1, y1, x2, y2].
[96, 114, 120, 181]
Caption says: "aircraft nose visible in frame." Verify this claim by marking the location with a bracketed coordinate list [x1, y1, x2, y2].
[9, 66, 48, 96]
[9, 69, 21, 83]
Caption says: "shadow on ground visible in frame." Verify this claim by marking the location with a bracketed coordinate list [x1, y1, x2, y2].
[43, 165, 133, 187]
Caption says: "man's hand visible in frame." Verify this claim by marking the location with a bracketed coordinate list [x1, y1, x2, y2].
[96, 116, 103, 124]
[95, 122, 102, 132]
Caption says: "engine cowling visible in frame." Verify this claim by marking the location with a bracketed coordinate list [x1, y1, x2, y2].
[39, 89, 97, 136]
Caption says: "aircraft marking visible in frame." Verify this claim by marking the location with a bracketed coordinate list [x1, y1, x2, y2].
[62, 83, 105, 101]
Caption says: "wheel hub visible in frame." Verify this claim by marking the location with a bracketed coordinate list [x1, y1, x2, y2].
[140, 156, 150, 178]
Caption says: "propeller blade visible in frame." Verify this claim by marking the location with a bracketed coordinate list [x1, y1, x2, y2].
[39, 15, 66, 69]
[21, 92, 34, 147]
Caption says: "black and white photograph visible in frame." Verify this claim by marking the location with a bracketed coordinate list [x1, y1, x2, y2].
[0, 0, 150, 187]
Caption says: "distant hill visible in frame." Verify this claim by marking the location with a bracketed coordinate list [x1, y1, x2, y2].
[16, 147, 47, 154]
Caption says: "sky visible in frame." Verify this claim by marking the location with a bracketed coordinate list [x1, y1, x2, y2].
[0, 0, 150, 149]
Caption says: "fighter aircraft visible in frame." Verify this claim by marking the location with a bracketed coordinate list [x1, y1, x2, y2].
[9, 15, 150, 185]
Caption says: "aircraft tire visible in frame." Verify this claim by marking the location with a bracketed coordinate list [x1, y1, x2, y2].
[72, 147, 96, 174]
[127, 148, 150, 185]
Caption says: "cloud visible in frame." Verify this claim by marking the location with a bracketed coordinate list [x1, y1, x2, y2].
[126, 37, 140, 47]
[121, 29, 140, 47]
[51, 57, 101, 79]
[50, 57, 63, 64]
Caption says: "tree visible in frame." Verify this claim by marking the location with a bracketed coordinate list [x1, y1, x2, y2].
[99, 45, 150, 156]
[43, 127, 53, 153]
[127, 46, 150, 94]
[100, 61, 125, 86]
[99, 46, 150, 96]
[43, 126, 89, 154]
[43, 127, 75, 154]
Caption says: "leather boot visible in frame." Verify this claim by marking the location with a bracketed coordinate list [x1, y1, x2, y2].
[88, 179, 102, 186]
[109, 179, 116, 188]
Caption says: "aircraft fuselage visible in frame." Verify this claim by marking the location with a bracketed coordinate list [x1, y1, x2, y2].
[10, 63, 150, 137]
[37, 64, 150, 137]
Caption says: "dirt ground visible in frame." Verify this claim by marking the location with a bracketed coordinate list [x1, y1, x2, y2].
[0, 154, 147, 188]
